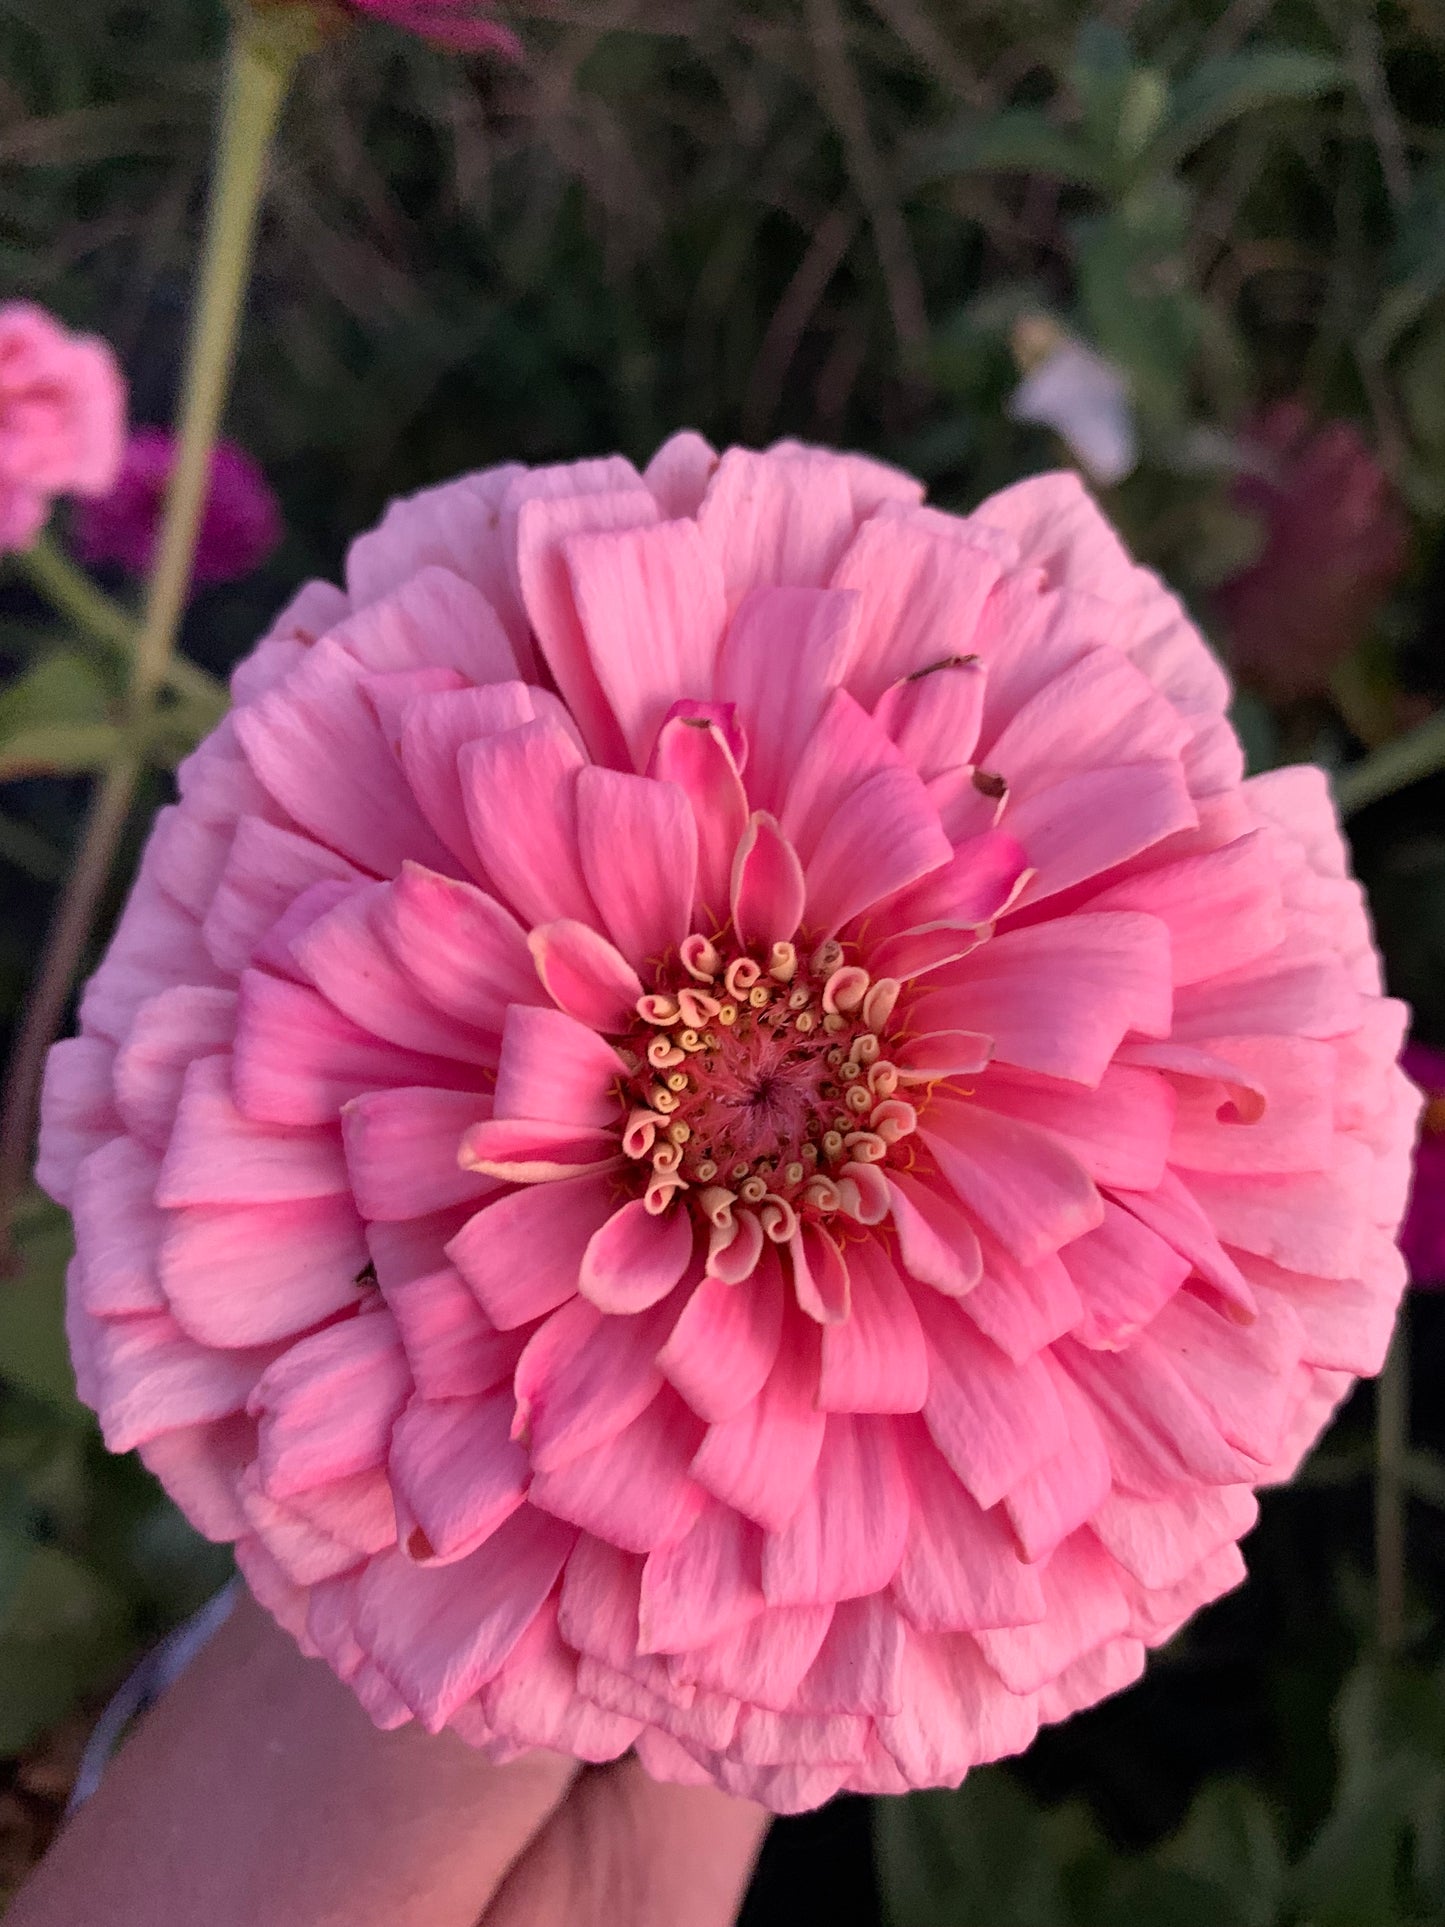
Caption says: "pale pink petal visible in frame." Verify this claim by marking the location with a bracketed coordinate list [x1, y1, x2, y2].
[817, 1240, 928, 1414]
[493, 1003, 625, 1128]
[893, 1420, 1045, 1633]
[731, 813, 806, 951]
[395, 682, 538, 878]
[873, 655, 987, 780]
[341, 1087, 495, 1220]
[251, 1313, 409, 1499]
[960, 1235, 1083, 1363]
[1064, 1201, 1193, 1350]
[877, 1629, 1038, 1785]
[1006, 761, 1199, 906]
[567, 518, 726, 767]
[976, 1531, 1130, 1694]
[580, 1199, 694, 1314]
[445, 1174, 612, 1329]
[805, 763, 952, 937]
[158, 1194, 370, 1348]
[390, 1389, 529, 1562]
[691, 1316, 826, 1531]
[35, 1036, 119, 1205]
[515, 484, 659, 765]
[233, 637, 456, 878]
[157, 1055, 348, 1206]
[885, 1172, 983, 1298]
[529, 1388, 706, 1553]
[201, 816, 365, 976]
[656, 1253, 785, 1423]
[513, 1293, 674, 1472]
[919, 912, 1172, 1087]
[529, 918, 644, 1033]
[575, 768, 698, 967]
[972, 1062, 1174, 1191]
[354, 1507, 576, 1731]
[460, 718, 598, 928]
[829, 506, 1007, 705]
[698, 447, 860, 608]
[232, 971, 477, 1128]
[378, 1250, 526, 1401]
[378, 862, 545, 1041]
[915, 1291, 1070, 1508]
[90, 1312, 271, 1455]
[762, 1414, 909, 1605]
[648, 705, 749, 924]
[714, 586, 858, 816]
[789, 1221, 851, 1325]
[72, 1136, 166, 1315]
[643, 430, 719, 518]
[922, 1104, 1102, 1267]
[638, 1504, 765, 1654]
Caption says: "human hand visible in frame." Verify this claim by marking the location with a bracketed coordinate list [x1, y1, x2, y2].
[7, 1592, 769, 1927]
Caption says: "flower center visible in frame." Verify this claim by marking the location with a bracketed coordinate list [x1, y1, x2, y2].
[617, 934, 917, 1242]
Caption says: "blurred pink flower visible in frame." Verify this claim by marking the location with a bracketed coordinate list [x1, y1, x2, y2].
[345, 0, 521, 54]
[0, 301, 125, 553]
[39, 441, 1418, 1812]
[1217, 402, 1409, 703]
[74, 428, 282, 589]
[1402, 1044, 1445, 1288]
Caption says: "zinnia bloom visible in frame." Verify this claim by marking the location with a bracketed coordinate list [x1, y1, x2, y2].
[74, 428, 283, 590]
[1401, 1043, 1445, 1288]
[1216, 402, 1409, 703]
[0, 301, 125, 553]
[38, 437, 1418, 1812]
[344, 0, 520, 55]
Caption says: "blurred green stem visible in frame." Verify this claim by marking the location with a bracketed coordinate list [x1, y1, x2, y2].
[0, 10, 304, 1261]
[13, 534, 227, 721]
[1375, 1322, 1409, 1655]
[1335, 709, 1445, 819]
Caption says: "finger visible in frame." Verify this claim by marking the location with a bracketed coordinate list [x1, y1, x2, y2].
[8, 1592, 578, 1927]
[480, 1754, 771, 1927]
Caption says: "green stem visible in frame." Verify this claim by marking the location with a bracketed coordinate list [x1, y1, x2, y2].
[1335, 709, 1445, 819]
[16, 533, 138, 651]
[1375, 1321, 1409, 1655]
[12, 534, 228, 722]
[0, 11, 303, 1257]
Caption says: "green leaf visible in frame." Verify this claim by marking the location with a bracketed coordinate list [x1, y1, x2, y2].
[0, 649, 109, 741]
[0, 1539, 129, 1755]
[910, 109, 1103, 192]
[0, 718, 123, 781]
[1155, 48, 1343, 169]
[1163, 1780, 1286, 1927]
[874, 1775, 1081, 1926]
[0, 1197, 81, 1415]
[1074, 202, 1201, 429]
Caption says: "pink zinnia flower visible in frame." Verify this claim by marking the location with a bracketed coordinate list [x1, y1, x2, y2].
[344, 0, 520, 55]
[1401, 1044, 1445, 1288]
[38, 438, 1418, 1812]
[0, 301, 125, 553]
[73, 428, 283, 590]
[1216, 402, 1409, 703]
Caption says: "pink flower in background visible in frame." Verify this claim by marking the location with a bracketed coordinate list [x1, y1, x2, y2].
[39, 439, 1418, 1812]
[1217, 402, 1409, 704]
[1402, 1044, 1445, 1288]
[0, 301, 125, 553]
[346, 0, 521, 55]
[74, 428, 282, 590]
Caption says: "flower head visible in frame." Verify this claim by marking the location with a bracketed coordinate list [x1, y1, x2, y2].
[39, 437, 1418, 1811]
[1217, 402, 1409, 703]
[74, 428, 282, 589]
[343, 0, 519, 54]
[1402, 1043, 1445, 1288]
[0, 301, 125, 553]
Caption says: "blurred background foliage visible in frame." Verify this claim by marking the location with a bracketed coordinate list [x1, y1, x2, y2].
[3, 0, 1445, 1916]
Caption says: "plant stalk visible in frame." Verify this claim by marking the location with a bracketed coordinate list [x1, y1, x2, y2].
[1375, 1321, 1409, 1655]
[1335, 708, 1445, 820]
[13, 534, 228, 719]
[0, 13, 300, 1260]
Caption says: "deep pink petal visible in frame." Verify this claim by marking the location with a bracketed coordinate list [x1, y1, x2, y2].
[575, 768, 698, 968]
